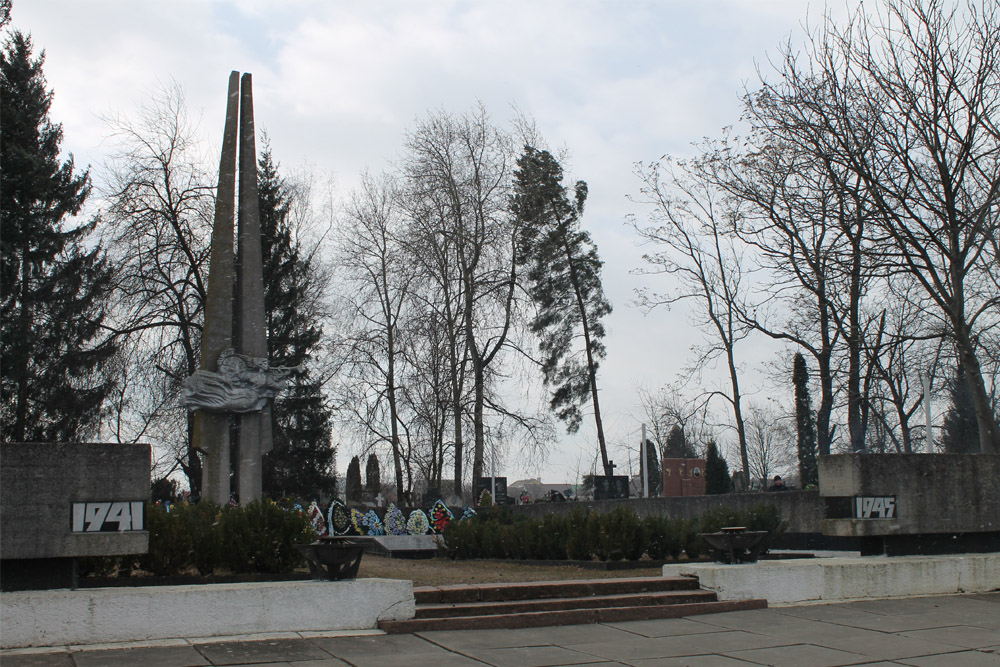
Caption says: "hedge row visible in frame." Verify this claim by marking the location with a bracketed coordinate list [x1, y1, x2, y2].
[444, 503, 786, 562]
[80, 498, 315, 577]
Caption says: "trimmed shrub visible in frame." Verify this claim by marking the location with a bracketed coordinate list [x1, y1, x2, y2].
[139, 502, 193, 576]
[744, 502, 787, 555]
[565, 505, 592, 561]
[591, 505, 645, 561]
[644, 515, 683, 560]
[536, 513, 568, 560]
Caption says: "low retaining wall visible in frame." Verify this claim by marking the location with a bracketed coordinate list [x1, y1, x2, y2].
[0, 578, 415, 649]
[663, 553, 1000, 604]
[511, 491, 823, 534]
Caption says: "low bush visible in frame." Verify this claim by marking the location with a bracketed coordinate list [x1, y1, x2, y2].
[438, 501, 786, 563]
[99, 498, 315, 578]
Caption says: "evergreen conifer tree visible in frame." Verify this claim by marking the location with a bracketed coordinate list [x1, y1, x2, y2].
[941, 364, 981, 454]
[511, 146, 613, 474]
[257, 147, 335, 499]
[1, 31, 117, 442]
[792, 353, 819, 487]
[346, 455, 362, 502]
[705, 440, 731, 494]
[642, 439, 662, 496]
[663, 424, 697, 458]
[365, 453, 381, 496]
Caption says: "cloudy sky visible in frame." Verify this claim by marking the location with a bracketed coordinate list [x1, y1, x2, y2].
[10, 0, 857, 483]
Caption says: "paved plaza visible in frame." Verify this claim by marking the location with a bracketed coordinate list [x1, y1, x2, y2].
[2, 592, 998, 666]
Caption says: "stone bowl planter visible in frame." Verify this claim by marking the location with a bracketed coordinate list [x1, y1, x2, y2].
[295, 537, 367, 580]
[699, 527, 767, 564]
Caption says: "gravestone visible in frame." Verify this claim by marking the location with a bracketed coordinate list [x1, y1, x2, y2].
[593, 475, 630, 500]
[0, 442, 149, 591]
[474, 476, 507, 504]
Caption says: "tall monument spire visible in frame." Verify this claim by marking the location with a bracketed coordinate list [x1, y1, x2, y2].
[235, 72, 270, 502]
[196, 71, 239, 505]
[186, 71, 275, 504]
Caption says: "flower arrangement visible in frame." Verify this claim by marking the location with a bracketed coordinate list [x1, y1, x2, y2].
[383, 503, 408, 535]
[460, 506, 477, 522]
[349, 507, 366, 535]
[328, 499, 352, 535]
[429, 499, 454, 533]
[406, 509, 431, 535]
[307, 501, 328, 537]
[361, 509, 385, 535]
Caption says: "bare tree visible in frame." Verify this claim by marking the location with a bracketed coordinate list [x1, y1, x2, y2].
[631, 157, 754, 483]
[335, 171, 415, 502]
[765, 0, 1000, 452]
[98, 83, 214, 493]
[743, 401, 796, 485]
[402, 105, 526, 489]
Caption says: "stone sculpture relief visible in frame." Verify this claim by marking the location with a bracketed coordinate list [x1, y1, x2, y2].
[182, 348, 299, 413]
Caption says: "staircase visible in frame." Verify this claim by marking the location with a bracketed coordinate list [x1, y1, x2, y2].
[378, 576, 767, 633]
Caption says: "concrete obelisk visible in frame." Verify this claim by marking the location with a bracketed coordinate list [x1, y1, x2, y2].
[196, 71, 239, 505]
[235, 72, 271, 503]
[194, 71, 271, 505]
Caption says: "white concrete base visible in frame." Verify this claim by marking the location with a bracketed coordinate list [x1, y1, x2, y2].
[663, 553, 1000, 605]
[0, 578, 414, 649]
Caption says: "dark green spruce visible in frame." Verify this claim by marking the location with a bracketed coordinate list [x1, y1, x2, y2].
[257, 147, 336, 499]
[940, 363, 981, 454]
[511, 146, 613, 475]
[346, 455, 362, 502]
[1, 31, 117, 442]
[705, 440, 731, 494]
[793, 353, 819, 487]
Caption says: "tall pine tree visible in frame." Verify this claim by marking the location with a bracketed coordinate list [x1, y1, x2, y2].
[941, 364, 981, 454]
[365, 453, 381, 497]
[257, 147, 336, 499]
[1, 31, 116, 442]
[642, 439, 662, 496]
[511, 146, 613, 474]
[705, 440, 731, 494]
[792, 353, 819, 487]
[346, 455, 362, 503]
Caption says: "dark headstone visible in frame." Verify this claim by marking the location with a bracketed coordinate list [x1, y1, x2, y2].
[474, 477, 507, 503]
[593, 475, 630, 500]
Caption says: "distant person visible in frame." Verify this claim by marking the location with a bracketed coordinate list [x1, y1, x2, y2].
[768, 475, 788, 492]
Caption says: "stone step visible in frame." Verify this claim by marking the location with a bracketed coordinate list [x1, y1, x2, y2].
[379, 599, 769, 633]
[415, 589, 719, 618]
[413, 576, 701, 604]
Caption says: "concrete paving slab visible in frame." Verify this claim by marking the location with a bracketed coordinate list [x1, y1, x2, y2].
[460, 645, 609, 667]
[897, 650, 1000, 666]
[414, 628, 537, 650]
[601, 617, 730, 638]
[336, 653, 488, 667]
[627, 656, 764, 666]
[284, 661, 352, 667]
[723, 643, 872, 667]
[0, 653, 74, 667]
[900, 626, 1000, 649]
[486, 624, 641, 648]
[72, 644, 210, 667]
[568, 630, 784, 662]
[768, 602, 886, 624]
[309, 633, 446, 658]
[194, 638, 334, 665]
[824, 609, 971, 633]
[811, 630, 970, 660]
[684, 608, 822, 634]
